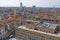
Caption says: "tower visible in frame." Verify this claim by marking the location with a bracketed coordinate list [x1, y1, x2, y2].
[13, 8, 16, 15]
[20, 2, 23, 8]
[32, 5, 36, 8]
[32, 5, 36, 10]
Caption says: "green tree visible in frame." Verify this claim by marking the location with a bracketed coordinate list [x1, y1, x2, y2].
[35, 14, 40, 19]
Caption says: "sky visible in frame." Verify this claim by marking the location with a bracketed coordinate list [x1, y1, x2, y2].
[0, 0, 60, 7]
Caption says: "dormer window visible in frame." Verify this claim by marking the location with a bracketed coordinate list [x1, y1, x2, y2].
[34, 28, 38, 30]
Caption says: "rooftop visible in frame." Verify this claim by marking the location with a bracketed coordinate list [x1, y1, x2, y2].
[37, 22, 59, 29]
[18, 26, 60, 37]
[23, 20, 60, 30]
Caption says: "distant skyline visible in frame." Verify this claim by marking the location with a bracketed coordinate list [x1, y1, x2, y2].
[0, 0, 60, 7]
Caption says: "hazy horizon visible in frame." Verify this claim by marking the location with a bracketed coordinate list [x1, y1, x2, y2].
[0, 0, 60, 8]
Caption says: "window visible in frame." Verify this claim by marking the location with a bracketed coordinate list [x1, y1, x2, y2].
[49, 37, 56, 40]
[49, 20, 51, 21]
[34, 28, 38, 30]
[56, 20, 58, 22]
[40, 38, 42, 40]
[43, 30, 45, 32]
[39, 35, 40, 36]
[57, 29, 60, 31]
[27, 22, 31, 24]
[52, 20, 54, 22]
[29, 37, 36, 40]
[49, 37, 52, 39]
[5, 24, 10, 31]
[42, 19, 48, 21]
[49, 31, 50, 33]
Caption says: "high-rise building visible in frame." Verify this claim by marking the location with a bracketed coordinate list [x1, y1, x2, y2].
[20, 2, 23, 8]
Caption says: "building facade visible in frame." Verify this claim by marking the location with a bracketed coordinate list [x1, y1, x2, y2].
[16, 26, 60, 40]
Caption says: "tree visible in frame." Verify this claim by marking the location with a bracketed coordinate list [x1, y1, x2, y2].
[34, 14, 40, 19]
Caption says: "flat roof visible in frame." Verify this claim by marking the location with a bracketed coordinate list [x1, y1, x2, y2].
[23, 20, 60, 30]
[41, 22, 59, 29]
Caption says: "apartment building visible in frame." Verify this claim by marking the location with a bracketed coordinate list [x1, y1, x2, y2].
[16, 26, 60, 40]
